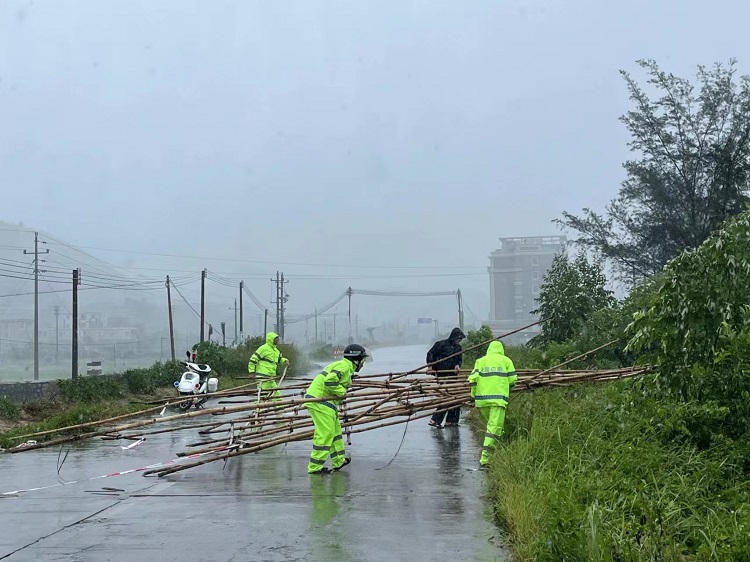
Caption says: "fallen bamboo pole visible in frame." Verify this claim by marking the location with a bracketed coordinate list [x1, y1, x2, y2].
[149, 394, 472, 477]
[9, 401, 173, 442]
[523, 340, 619, 385]
[180, 392, 465, 454]
[4, 363, 651, 455]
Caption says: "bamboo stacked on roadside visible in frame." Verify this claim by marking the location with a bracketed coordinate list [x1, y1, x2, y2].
[3, 361, 652, 478]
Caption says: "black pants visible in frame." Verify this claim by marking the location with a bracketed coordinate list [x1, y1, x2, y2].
[431, 406, 460, 425]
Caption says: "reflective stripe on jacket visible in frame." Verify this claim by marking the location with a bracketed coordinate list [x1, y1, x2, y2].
[305, 358, 354, 410]
[248, 332, 285, 377]
[468, 341, 517, 407]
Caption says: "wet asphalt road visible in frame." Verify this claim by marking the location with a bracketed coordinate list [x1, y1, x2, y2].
[1, 345, 507, 562]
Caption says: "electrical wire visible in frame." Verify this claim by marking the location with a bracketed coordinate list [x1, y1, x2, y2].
[42, 241, 485, 271]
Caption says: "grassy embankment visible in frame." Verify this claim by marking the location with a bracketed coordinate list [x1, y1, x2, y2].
[471, 347, 750, 561]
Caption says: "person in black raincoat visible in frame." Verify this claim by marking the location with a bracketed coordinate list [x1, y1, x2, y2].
[426, 327, 465, 428]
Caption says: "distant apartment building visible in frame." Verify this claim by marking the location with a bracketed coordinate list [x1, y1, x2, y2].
[488, 236, 566, 343]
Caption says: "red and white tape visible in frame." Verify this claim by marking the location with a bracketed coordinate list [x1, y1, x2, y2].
[0, 450, 215, 497]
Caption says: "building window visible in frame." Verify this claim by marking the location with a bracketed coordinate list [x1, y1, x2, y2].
[532, 270, 539, 280]
[532, 285, 539, 294]
[531, 256, 539, 266]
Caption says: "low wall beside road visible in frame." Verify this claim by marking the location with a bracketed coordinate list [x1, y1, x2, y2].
[0, 381, 59, 403]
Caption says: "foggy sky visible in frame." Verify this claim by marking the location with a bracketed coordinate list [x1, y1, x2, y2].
[2, 0, 750, 333]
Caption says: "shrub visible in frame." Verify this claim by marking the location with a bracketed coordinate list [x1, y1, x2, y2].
[0, 396, 19, 420]
[628, 210, 750, 436]
[57, 376, 123, 403]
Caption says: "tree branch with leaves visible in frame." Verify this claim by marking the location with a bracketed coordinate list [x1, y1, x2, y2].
[558, 59, 750, 283]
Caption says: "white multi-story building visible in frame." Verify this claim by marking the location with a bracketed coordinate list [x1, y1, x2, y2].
[488, 236, 566, 343]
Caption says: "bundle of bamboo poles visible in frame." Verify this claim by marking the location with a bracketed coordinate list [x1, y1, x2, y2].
[3, 361, 652, 479]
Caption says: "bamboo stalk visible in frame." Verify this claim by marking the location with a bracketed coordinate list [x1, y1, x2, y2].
[5, 363, 651, 456]
[9, 402, 173, 441]
[148, 394, 472, 477]
[523, 340, 619, 385]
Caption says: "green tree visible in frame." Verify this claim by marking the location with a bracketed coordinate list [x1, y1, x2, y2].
[462, 325, 494, 367]
[559, 59, 750, 281]
[627, 209, 750, 436]
[530, 252, 614, 347]
[570, 277, 661, 367]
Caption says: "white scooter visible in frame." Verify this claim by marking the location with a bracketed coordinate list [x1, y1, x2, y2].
[174, 351, 218, 411]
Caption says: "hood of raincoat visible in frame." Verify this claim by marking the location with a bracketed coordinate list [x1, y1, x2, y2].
[449, 327, 466, 341]
[487, 340, 505, 355]
[266, 332, 280, 347]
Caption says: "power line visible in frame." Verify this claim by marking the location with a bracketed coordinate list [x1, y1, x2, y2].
[284, 291, 348, 324]
[42, 234, 157, 283]
[171, 282, 202, 321]
[42, 241, 485, 271]
[352, 289, 458, 297]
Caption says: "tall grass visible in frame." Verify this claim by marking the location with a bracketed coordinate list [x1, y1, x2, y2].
[485, 383, 750, 561]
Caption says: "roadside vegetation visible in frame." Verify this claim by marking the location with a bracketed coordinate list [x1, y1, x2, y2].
[0, 338, 310, 449]
[475, 59, 750, 561]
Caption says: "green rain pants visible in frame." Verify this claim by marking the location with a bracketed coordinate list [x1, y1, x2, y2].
[306, 402, 346, 473]
[258, 378, 281, 400]
[477, 405, 506, 466]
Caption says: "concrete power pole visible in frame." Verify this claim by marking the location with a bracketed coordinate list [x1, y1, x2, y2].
[239, 281, 244, 343]
[272, 272, 280, 335]
[271, 272, 288, 340]
[166, 276, 176, 361]
[54, 305, 60, 364]
[72, 269, 80, 380]
[24, 231, 49, 381]
[280, 273, 288, 341]
[200, 269, 207, 342]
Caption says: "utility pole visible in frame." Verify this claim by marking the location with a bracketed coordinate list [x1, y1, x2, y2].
[54, 305, 60, 364]
[221, 322, 226, 346]
[272, 272, 280, 335]
[239, 281, 244, 343]
[457, 289, 465, 332]
[166, 276, 176, 361]
[200, 269, 207, 342]
[24, 231, 49, 381]
[264, 308, 268, 335]
[234, 299, 238, 345]
[72, 269, 80, 380]
[280, 273, 288, 341]
[271, 272, 288, 340]
[314, 308, 318, 343]
[347, 287, 353, 344]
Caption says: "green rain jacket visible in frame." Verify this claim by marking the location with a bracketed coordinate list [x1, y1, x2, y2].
[305, 358, 355, 412]
[248, 332, 287, 378]
[468, 341, 517, 407]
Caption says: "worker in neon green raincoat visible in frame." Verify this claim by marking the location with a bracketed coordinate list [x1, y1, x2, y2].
[468, 340, 517, 469]
[248, 332, 289, 400]
[304, 344, 368, 474]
